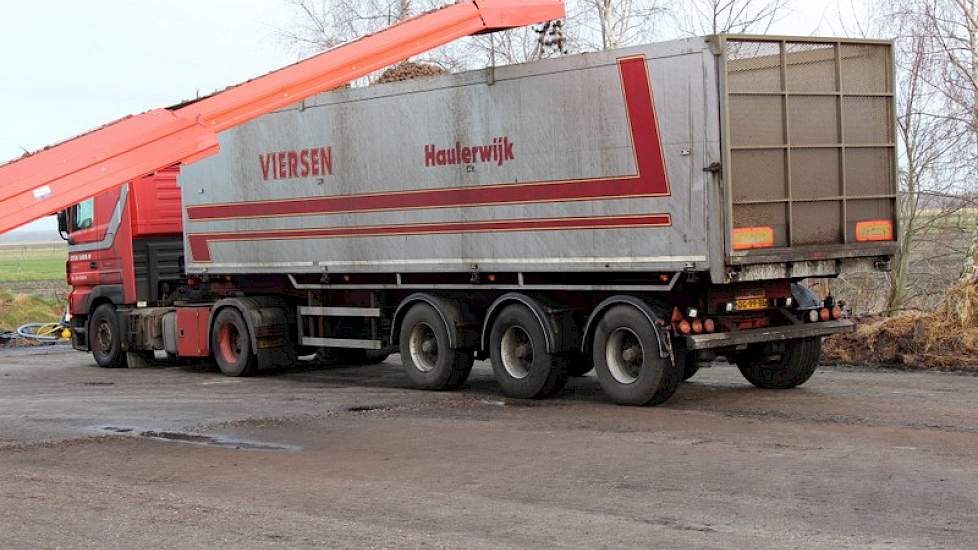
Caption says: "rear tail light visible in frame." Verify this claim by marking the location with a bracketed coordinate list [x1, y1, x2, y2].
[678, 320, 692, 335]
[672, 307, 684, 323]
[831, 306, 844, 320]
[692, 319, 704, 334]
[819, 308, 831, 322]
[808, 310, 820, 323]
[704, 319, 716, 333]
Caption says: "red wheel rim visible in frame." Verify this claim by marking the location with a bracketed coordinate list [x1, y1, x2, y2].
[219, 322, 242, 363]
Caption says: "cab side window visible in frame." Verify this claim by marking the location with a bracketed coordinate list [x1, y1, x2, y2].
[72, 198, 95, 231]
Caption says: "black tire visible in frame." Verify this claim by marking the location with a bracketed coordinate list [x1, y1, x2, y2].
[736, 337, 821, 389]
[211, 308, 258, 377]
[90, 304, 127, 369]
[592, 305, 681, 406]
[489, 305, 567, 399]
[398, 304, 473, 390]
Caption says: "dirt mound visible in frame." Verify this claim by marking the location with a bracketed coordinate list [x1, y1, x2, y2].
[824, 283, 978, 368]
[376, 62, 446, 84]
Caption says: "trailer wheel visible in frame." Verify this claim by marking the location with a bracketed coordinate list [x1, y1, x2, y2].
[592, 305, 681, 406]
[211, 308, 258, 377]
[90, 304, 127, 369]
[736, 337, 821, 389]
[489, 305, 567, 399]
[398, 304, 473, 390]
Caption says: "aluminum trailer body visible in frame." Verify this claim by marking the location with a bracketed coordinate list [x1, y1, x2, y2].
[61, 35, 896, 406]
[181, 36, 896, 285]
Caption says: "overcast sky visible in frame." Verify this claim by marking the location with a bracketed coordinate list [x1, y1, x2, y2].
[2, 0, 860, 234]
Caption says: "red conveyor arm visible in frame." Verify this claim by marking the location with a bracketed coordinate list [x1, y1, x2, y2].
[0, 0, 564, 235]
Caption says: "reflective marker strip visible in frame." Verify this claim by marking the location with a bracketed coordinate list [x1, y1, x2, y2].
[732, 226, 775, 250]
[855, 220, 894, 242]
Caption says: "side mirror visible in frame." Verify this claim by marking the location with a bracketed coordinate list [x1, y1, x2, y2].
[57, 211, 69, 241]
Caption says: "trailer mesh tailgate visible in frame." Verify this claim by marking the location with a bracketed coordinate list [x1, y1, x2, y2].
[722, 38, 897, 252]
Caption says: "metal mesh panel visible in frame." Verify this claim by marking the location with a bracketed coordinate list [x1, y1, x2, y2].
[792, 149, 841, 199]
[733, 203, 789, 247]
[846, 148, 894, 196]
[789, 96, 838, 145]
[727, 41, 783, 92]
[725, 38, 897, 251]
[846, 199, 895, 241]
[841, 44, 890, 94]
[730, 95, 785, 145]
[793, 201, 842, 245]
[731, 150, 786, 202]
[786, 42, 838, 92]
[844, 96, 892, 144]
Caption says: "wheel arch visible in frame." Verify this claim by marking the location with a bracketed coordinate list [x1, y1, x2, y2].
[481, 293, 561, 355]
[581, 296, 671, 359]
[209, 296, 292, 353]
[392, 293, 466, 349]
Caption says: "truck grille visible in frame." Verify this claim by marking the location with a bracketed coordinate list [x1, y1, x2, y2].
[723, 38, 897, 250]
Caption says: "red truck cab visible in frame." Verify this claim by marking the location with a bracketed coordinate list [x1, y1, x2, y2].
[61, 168, 185, 358]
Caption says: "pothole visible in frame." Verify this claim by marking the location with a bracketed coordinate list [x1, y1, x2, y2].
[95, 426, 299, 452]
[346, 405, 388, 413]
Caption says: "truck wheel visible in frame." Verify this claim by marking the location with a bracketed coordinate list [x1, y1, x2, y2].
[211, 308, 258, 377]
[736, 337, 821, 389]
[592, 305, 681, 406]
[90, 304, 127, 369]
[398, 304, 473, 390]
[489, 305, 567, 399]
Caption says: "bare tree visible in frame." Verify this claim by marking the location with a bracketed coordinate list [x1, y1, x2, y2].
[568, 0, 665, 51]
[674, 0, 791, 36]
[889, 19, 970, 309]
[278, 0, 420, 57]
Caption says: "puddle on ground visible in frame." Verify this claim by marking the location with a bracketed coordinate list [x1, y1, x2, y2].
[95, 426, 300, 452]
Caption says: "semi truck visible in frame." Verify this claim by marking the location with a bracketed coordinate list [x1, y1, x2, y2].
[50, 33, 897, 407]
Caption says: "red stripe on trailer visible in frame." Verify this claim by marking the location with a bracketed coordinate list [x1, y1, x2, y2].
[187, 214, 672, 262]
[185, 56, 671, 222]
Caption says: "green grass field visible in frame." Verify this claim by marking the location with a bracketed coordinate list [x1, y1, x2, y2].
[0, 243, 66, 283]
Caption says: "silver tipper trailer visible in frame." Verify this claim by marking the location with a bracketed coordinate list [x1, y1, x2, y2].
[133, 35, 899, 405]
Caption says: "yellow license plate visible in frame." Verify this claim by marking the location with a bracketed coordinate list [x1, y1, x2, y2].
[736, 298, 768, 311]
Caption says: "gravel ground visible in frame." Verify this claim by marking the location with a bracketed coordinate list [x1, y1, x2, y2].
[1, 348, 976, 549]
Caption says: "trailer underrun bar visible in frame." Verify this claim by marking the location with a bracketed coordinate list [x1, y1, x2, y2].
[0, 0, 565, 235]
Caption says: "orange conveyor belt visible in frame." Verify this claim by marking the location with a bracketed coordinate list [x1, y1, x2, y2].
[0, 0, 564, 234]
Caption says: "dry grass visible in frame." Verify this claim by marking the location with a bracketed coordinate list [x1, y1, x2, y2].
[825, 283, 978, 369]
[0, 289, 64, 333]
